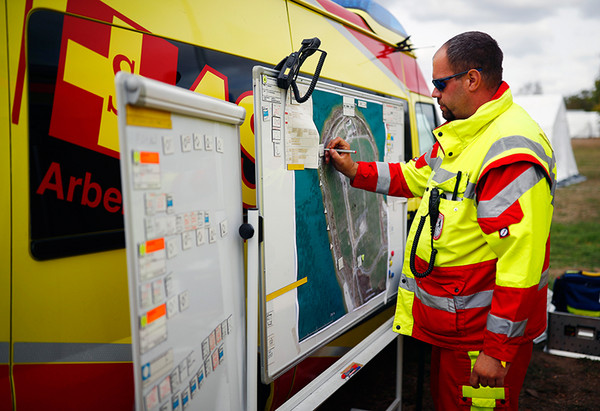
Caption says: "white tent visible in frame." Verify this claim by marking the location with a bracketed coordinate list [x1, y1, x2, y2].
[513, 94, 582, 186]
[566, 110, 600, 138]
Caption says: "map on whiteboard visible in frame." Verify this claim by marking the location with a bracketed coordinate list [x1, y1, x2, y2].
[295, 89, 388, 341]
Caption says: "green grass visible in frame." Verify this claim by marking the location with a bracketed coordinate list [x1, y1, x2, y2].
[550, 221, 600, 271]
[548, 138, 600, 282]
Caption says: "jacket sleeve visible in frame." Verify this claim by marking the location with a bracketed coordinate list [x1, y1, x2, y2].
[476, 161, 553, 362]
[350, 147, 437, 197]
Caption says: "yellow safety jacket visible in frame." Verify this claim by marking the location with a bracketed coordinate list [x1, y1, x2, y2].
[352, 83, 556, 362]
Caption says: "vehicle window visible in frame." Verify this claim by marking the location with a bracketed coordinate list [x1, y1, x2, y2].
[415, 102, 437, 155]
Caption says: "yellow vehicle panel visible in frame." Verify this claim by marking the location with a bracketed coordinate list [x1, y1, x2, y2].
[3, 0, 437, 409]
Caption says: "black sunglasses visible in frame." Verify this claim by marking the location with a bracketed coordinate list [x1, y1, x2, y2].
[432, 68, 482, 90]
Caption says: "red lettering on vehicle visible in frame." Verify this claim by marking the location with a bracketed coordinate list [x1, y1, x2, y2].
[36, 161, 122, 214]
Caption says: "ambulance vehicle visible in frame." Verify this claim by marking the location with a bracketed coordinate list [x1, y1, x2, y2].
[1, 0, 438, 409]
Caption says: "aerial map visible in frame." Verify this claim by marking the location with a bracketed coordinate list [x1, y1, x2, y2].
[295, 89, 388, 341]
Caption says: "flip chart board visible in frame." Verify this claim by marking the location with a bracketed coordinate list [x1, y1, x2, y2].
[253, 66, 407, 382]
[116, 73, 247, 411]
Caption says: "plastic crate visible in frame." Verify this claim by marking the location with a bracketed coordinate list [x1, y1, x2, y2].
[547, 311, 600, 357]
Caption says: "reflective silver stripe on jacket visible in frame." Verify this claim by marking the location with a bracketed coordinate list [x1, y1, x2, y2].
[399, 274, 493, 314]
[484, 135, 557, 199]
[424, 149, 442, 171]
[477, 165, 546, 219]
[375, 162, 391, 194]
[432, 168, 478, 200]
[487, 313, 528, 338]
[432, 167, 454, 184]
[539, 268, 549, 290]
[463, 181, 477, 200]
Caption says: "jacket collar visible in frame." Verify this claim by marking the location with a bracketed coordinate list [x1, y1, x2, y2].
[434, 82, 513, 158]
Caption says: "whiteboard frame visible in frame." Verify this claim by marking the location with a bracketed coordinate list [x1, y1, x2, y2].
[252, 66, 407, 383]
[116, 72, 247, 410]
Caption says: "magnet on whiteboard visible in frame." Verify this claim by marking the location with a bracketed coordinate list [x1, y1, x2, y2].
[272, 116, 281, 128]
[196, 228, 205, 246]
[193, 133, 203, 150]
[181, 231, 193, 250]
[164, 273, 174, 297]
[166, 237, 178, 259]
[166, 296, 179, 318]
[216, 136, 224, 153]
[166, 194, 174, 213]
[204, 134, 213, 151]
[273, 103, 282, 117]
[272, 129, 281, 142]
[171, 392, 181, 411]
[221, 320, 228, 336]
[209, 330, 216, 351]
[218, 345, 224, 364]
[215, 324, 222, 344]
[141, 362, 151, 380]
[179, 290, 190, 312]
[266, 311, 273, 327]
[181, 134, 192, 152]
[201, 338, 210, 360]
[152, 278, 165, 304]
[197, 366, 205, 387]
[158, 375, 172, 402]
[189, 377, 197, 398]
[163, 135, 175, 155]
[219, 220, 228, 238]
[144, 386, 160, 410]
[211, 349, 219, 371]
[170, 369, 180, 389]
[208, 227, 217, 244]
[179, 359, 188, 379]
[186, 352, 196, 374]
[181, 388, 190, 410]
[140, 282, 153, 309]
[273, 142, 281, 157]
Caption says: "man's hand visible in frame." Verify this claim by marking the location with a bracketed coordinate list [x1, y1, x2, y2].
[324, 137, 358, 179]
[469, 352, 510, 388]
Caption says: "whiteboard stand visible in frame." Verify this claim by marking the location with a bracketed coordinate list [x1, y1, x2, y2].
[278, 320, 403, 411]
[243, 209, 260, 411]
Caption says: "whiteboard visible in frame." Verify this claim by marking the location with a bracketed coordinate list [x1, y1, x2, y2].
[252, 66, 407, 382]
[116, 73, 247, 411]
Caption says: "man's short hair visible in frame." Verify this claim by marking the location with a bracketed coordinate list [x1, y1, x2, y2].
[443, 31, 503, 90]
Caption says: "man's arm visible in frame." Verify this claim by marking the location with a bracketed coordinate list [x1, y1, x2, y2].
[474, 161, 553, 382]
[325, 137, 358, 179]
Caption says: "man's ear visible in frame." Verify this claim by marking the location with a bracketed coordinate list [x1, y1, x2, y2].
[467, 69, 482, 91]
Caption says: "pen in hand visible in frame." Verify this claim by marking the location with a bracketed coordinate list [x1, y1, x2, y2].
[323, 148, 356, 154]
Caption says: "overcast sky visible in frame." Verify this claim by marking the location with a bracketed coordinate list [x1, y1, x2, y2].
[378, 0, 600, 98]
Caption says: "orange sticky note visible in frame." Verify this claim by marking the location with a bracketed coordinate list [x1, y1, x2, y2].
[140, 151, 160, 164]
[147, 303, 167, 324]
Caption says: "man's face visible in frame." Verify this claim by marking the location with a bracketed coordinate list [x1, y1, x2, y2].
[431, 48, 469, 121]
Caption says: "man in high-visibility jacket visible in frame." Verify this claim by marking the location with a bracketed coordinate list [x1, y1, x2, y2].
[326, 31, 555, 410]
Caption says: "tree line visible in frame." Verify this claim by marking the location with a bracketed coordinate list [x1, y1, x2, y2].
[517, 70, 600, 112]
[564, 73, 600, 112]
